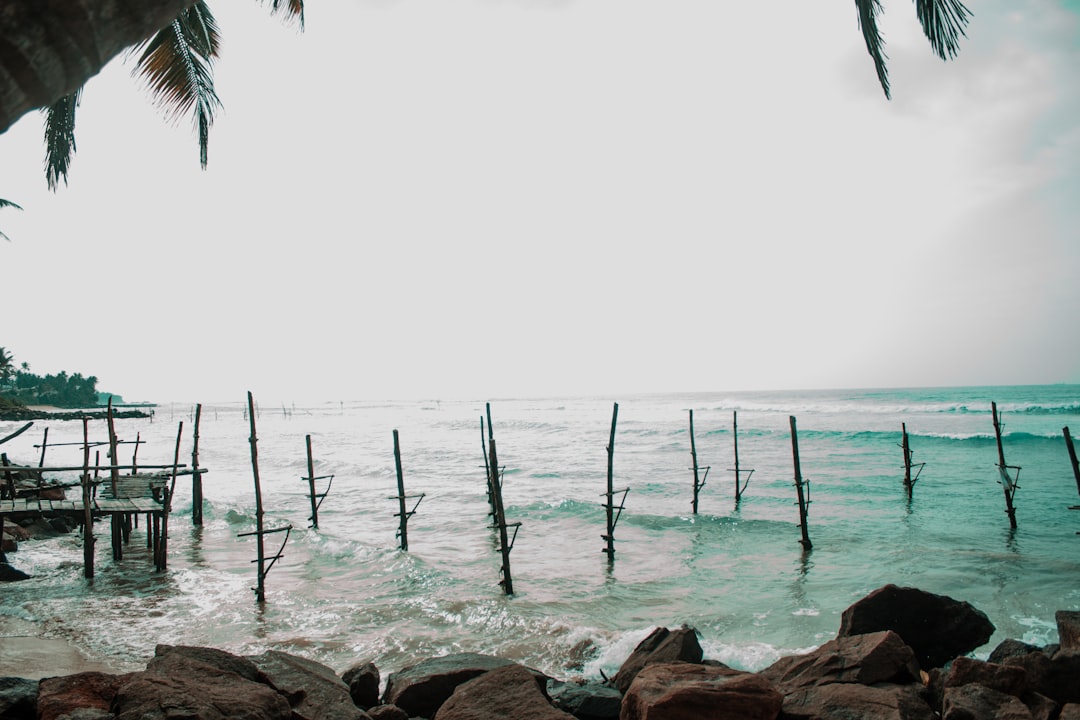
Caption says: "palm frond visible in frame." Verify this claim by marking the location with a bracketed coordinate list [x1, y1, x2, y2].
[42, 90, 82, 191]
[0, 198, 22, 242]
[915, 0, 971, 61]
[132, 1, 222, 168]
[0, 199, 23, 211]
[855, 0, 890, 100]
[262, 0, 305, 30]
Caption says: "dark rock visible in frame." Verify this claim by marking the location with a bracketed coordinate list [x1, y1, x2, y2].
[113, 647, 292, 720]
[760, 630, 921, 692]
[342, 661, 380, 710]
[547, 679, 622, 720]
[781, 682, 936, 720]
[382, 652, 516, 719]
[37, 672, 128, 720]
[620, 662, 782, 720]
[367, 704, 409, 720]
[1057, 611, 1080, 652]
[942, 683, 1034, 720]
[0, 562, 30, 581]
[1022, 692, 1060, 720]
[612, 626, 703, 694]
[248, 649, 367, 720]
[0, 676, 37, 719]
[989, 640, 1043, 665]
[944, 657, 1028, 697]
[433, 663, 573, 720]
[1060, 703, 1080, 720]
[837, 584, 995, 669]
[1004, 648, 1080, 705]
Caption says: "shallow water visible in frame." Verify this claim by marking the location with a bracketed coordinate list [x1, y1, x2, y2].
[1, 385, 1078, 679]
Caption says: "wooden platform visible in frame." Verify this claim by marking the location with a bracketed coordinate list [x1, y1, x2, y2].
[0, 497, 163, 515]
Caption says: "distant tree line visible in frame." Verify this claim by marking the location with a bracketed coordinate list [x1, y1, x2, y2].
[0, 346, 101, 408]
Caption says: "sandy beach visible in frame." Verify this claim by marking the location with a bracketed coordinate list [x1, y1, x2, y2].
[0, 616, 135, 680]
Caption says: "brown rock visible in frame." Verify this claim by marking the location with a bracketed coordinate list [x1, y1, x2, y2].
[342, 661, 380, 710]
[1022, 692, 1060, 720]
[36, 672, 128, 720]
[0, 676, 37, 720]
[150, 644, 264, 681]
[1060, 703, 1080, 720]
[944, 657, 1028, 697]
[781, 682, 936, 720]
[837, 585, 995, 670]
[943, 684, 1034, 720]
[988, 640, 1044, 665]
[383, 652, 516, 719]
[612, 626, 703, 694]
[760, 630, 921, 692]
[620, 662, 782, 720]
[1004, 648, 1080, 705]
[1057, 612, 1080, 652]
[434, 663, 573, 720]
[367, 704, 409, 720]
[248, 649, 367, 720]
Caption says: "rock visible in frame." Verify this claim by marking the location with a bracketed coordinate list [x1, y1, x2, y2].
[612, 626, 703, 694]
[620, 662, 782, 720]
[942, 683, 1034, 720]
[988, 640, 1044, 665]
[837, 584, 995, 669]
[1060, 704, 1080, 720]
[0, 562, 30, 581]
[382, 652, 516, 719]
[944, 657, 1028, 697]
[434, 663, 573, 720]
[781, 682, 936, 720]
[1003, 648, 1080, 705]
[547, 679, 622, 720]
[1057, 612, 1080, 652]
[113, 647, 292, 720]
[342, 661, 380, 710]
[367, 704, 409, 720]
[1022, 692, 1060, 720]
[248, 649, 367, 720]
[0, 676, 38, 719]
[36, 672, 128, 720]
[760, 630, 921, 692]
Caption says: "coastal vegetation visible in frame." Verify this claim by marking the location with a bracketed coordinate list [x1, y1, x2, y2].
[0, 346, 101, 409]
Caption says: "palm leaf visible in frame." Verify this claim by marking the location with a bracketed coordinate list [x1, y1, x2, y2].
[855, 0, 890, 100]
[0, 198, 22, 242]
[132, 1, 222, 168]
[263, 0, 305, 30]
[43, 90, 82, 191]
[915, 0, 971, 61]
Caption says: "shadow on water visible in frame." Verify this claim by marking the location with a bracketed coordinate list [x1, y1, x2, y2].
[789, 548, 813, 607]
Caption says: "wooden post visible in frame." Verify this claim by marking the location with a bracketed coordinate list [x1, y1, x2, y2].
[191, 403, 203, 526]
[305, 434, 319, 530]
[105, 398, 120, 499]
[0, 453, 14, 500]
[481, 415, 496, 519]
[689, 410, 708, 514]
[602, 402, 628, 561]
[732, 410, 753, 505]
[992, 401, 1019, 529]
[1064, 427, 1080, 497]
[391, 430, 425, 551]
[38, 427, 48, 467]
[901, 422, 913, 500]
[789, 416, 812, 550]
[131, 431, 140, 475]
[247, 391, 267, 602]
[488, 434, 516, 595]
[81, 418, 94, 578]
[156, 421, 183, 571]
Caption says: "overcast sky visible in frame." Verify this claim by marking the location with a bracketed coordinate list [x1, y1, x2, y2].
[1, 0, 1077, 403]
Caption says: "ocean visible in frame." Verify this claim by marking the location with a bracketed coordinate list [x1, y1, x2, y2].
[1, 385, 1079, 681]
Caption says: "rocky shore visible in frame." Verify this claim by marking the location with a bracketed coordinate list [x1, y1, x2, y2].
[1, 584, 1077, 719]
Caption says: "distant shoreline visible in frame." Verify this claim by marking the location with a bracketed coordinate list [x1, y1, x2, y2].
[0, 406, 153, 421]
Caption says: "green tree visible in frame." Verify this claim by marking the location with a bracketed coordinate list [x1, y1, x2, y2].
[0, 347, 14, 387]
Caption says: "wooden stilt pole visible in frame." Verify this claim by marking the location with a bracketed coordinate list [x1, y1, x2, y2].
[901, 423, 913, 500]
[305, 434, 319, 530]
[732, 410, 753, 505]
[156, 421, 183, 571]
[689, 410, 708, 515]
[1064, 427, 1080, 497]
[602, 402, 628, 561]
[992, 401, 1019, 529]
[191, 404, 203, 526]
[789, 416, 812, 550]
[247, 391, 267, 602]
[38, 427, 48, 467]
[81, 418, 94, 578]
[390, 430, 424, 551]
[481, 416, 496, 520]
[131, 432, 140, 475]
[105, 399, 120, 500]
[488, 434, 516, 595]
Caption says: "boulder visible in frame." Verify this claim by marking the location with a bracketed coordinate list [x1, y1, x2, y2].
[36, 672, 128, 720]
[620, 662, 782, 720]
[760, 630, 921, 692]
[342, 661, 380, 710]
[434, 663, 573, 720]
[612, 626, 703, 694]
[781, 682, 936, 720]
[0, 676, 38, 719]
[547, 679, 622, 720]
[0, 562, 30, 581]
[1022, 692, 1060, 720]
[382, 652, 516, 719]
[112, 647, 292, 720]
[989, 640, 1044, 665]
[1060, 704, 1080, 720]
[837, 585, 995, 669]
[248, 649, 368, 720]
[367, 704, 409, 720]
[944, 657, 1028, 697]
[942, 684, 1034, 720]
[1057, 612, 1080, 652]
[1003, 648, 1080, 705]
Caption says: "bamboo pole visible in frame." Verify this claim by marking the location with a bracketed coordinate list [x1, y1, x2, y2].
[992, 401, 1019, 529]
[901, 423, 913, 500]
[81, 418, 94, 578]
[393, 429, 409, 551]
[192, 404, 203, 526]
[247, 391, 267, 602]
[1064, 427, 1080, 497]
[0, 421, 33, 447]
[790, 416, 812, 550]
[602, 402, 627, 561]
[305, 434, 319, 530]
[689, 410, 702, 514]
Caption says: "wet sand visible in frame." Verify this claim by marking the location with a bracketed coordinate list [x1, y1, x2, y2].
[0, 616, 133, 680]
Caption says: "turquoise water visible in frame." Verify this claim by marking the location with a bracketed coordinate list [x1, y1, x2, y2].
[1, 385, 1078, 679]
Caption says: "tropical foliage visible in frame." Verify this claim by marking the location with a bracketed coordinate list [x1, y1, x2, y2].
[0, 347, 101, 408]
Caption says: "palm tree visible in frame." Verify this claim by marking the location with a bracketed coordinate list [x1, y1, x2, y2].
[0, 199, 23, 242]
[0, 347, 15, 387]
